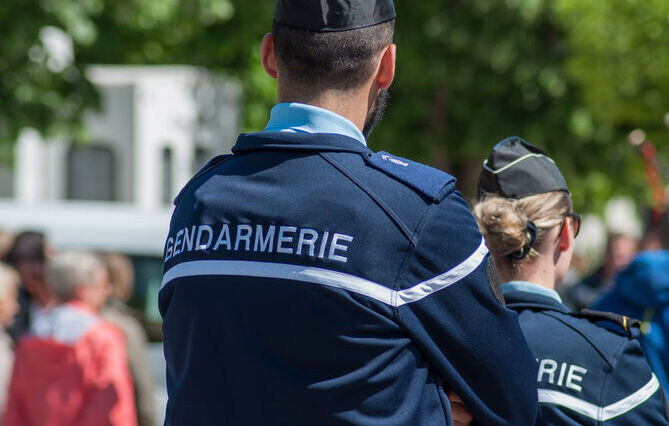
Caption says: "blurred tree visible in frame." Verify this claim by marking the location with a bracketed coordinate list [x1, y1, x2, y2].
[75, 0, 276, 130]
[554, 0, 669, 212]
[0, 0, 100, 163]
[1, 0, 666, 214]
[0, 0, 275, 164]
[376, 0, 578, 204]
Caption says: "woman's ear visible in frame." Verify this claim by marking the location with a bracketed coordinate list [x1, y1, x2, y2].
[261, 33, 278, 79]
[558, 221, 571, 252]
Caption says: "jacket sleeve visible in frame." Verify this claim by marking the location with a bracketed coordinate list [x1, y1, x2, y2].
[3, 341, 26, 426]
[396, 191, 538, 425]
[79, 322, 138, 426]
[604, 339, 669, 425]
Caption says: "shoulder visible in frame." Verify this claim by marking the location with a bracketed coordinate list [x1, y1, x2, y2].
[82, 319, 126, 352]
[174, 154, 233, 206]
[537, 309, 644, 365]
[362, 151, 456, 202]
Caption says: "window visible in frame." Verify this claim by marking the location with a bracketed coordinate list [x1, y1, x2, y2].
[161, 147, 173, 205]
[67, 146, 115, 201]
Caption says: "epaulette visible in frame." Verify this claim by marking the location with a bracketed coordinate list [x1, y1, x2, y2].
[173, 154, 233, 206]
[363, 151, 456, 202]
[572, 309, 641, 335]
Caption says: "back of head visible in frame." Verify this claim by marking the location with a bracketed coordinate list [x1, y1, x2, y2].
[100, 252, 135, 302]
[272, 0, 395, 96]
[47, 251, 104, 303]
[474, 137, 572, 270]
[0, 263, 20, 327]
[4, 231, 46, 267]
[0, 228, 14, 262]
[0, 263, 19, 299]
[474, 192, 571, 267]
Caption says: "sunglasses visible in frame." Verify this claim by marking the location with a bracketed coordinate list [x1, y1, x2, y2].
[560, 212, 582, 238]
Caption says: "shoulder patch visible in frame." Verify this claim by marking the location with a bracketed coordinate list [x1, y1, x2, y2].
[573, 309, 641, 335]
[364, 151, 456, 201]
[173, 154, 233, 206]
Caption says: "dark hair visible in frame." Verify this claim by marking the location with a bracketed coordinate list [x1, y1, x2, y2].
[272, 19, 394, 93]
[4, 231, 46, 266]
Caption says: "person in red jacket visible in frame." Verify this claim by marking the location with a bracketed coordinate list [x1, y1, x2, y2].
[4, 250, 137, 426]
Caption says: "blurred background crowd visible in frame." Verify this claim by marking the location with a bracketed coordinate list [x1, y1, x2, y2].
[1, 0, 669, 424]
[0, 230, 162, 425]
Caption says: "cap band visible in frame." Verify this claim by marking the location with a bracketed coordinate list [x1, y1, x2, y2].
[274, 0, 396, 32]
[477, 136, 569, 200]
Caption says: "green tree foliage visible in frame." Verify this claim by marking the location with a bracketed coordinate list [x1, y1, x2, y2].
[377, 0, 576, 201]
[0, 0, 100, 162]
[1, 0, 667, 213]
[554, 0, 669, 211]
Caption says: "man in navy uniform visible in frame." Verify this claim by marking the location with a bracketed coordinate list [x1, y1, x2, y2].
[159, 1, 538, 424]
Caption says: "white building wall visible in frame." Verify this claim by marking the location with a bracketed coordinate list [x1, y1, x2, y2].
[14, 129, 45, 205]
[1, 65, 240, 256]
[84, 84, 135, 202]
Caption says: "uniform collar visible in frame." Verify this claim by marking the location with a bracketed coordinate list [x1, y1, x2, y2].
[503, 281, 570, 313]
[502, 281, 563, 303]
[264, 103, 367, 146]
[232, 131, 371, 155]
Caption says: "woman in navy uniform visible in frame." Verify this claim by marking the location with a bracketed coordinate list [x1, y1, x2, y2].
[473, 136, 668, 425]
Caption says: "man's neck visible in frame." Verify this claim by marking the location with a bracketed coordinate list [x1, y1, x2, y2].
[277, 87, 372, 133]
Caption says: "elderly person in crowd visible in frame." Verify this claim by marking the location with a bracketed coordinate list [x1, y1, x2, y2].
[0, 264, 19, 420]
[3, 251, 137, 426]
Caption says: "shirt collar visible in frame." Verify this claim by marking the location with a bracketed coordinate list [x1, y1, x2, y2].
[501, 281, 563, 304]
[264, 103, 367, 146]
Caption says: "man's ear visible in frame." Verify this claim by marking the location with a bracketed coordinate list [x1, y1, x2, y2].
[375, 43, 396, 90]
[261, 33, 278, 79]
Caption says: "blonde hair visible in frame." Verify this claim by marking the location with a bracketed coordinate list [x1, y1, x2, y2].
[0, 262, 19, 300]
[100, 252, 134, 301]
[473, 191, 572, 267]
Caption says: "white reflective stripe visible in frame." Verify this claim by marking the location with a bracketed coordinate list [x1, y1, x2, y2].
[482, 153, 555, 174]
[537, 374, 660, 421]
[602, 373, 660, 420]
[161, 237, 488, 307]
[161, 260, 395, 305]
[394, 237, 488, 306]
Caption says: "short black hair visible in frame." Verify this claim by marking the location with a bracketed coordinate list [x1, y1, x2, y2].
[272, 19, 394, 93]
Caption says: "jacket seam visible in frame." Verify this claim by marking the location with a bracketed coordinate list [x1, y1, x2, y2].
[540, 311, 615, 368]
[318, 152, 418, 246]
[394, 201, 440, 326]
[173, 154, 234, 206]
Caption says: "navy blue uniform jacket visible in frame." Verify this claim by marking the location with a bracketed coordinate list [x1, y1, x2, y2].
[505, 288, 668, 425]
[160, 132, 538, 425]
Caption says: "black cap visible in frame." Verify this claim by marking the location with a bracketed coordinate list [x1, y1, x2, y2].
[274, 0, 396, 32]
[477, 136, 569, 200]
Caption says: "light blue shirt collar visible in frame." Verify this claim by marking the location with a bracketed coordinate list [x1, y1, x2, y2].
[264, 103, 367, 146]
[501, 281, 563, 304]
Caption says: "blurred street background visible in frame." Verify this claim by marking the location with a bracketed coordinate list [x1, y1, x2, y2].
[1, 0, 669, 424]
